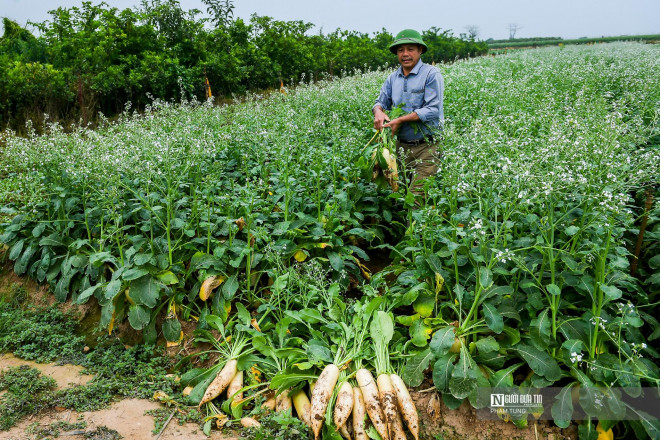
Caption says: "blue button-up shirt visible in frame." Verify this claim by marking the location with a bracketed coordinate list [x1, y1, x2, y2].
[373, 59, 444, 142]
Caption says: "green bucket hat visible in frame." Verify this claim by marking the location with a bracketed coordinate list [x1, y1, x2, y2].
[389, 29, 427, 54]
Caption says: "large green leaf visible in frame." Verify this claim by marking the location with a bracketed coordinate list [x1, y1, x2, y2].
[449, 349, 478, 399]
[163, 317, 182, 342]
[511, 343, 561, 382]
[327, 252, 344, 272]
[122, 267, 149, 281]
[129, 275, 161, 308]
[500, 326, 521, 346]
[489, 362, 524, 388]
[76, 284, 100, 304]
[529, 308, 552, 349]
[626, 405, 660, 440]
[429, 326, 456, 357]
[559, 317, 590, 346]
[15, 245, 37, 275]
[402, 348, 433, 387]
[551, 382, 575, 428]
[600, 284, 622, 305]
[222, 274, 239, 299]
[474, 336, 499, 354]
[104, 279, 122, 301]
[479, 267, 493, 289]
[54, 273, 74, 302]
[371, 311, 394, 346]
[432, 353, 457, 392]
[413, 291, 435, 318]
[482, 302, 503, 334]
[128, 305, 151, 330]
[8, 239, 24, 260]
[306, 341, 333, 364]
[410, 319, 432, 347]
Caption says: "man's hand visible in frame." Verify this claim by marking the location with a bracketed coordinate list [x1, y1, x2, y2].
[384, 111, 420, 135]
[384, 118, 403, 134]
[373, 106, 390, 131]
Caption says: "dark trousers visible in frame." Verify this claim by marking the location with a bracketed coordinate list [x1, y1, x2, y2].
[396, 140, 439, 195]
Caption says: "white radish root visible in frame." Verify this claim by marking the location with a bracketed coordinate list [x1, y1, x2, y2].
[199, 359, 238, 406]
[292, 389, 312, 426]
[339, 424, 352, 440]
[262, 397, 276, 411]
[390, 373, 419, 440]
[381, 148, 399, 191]
[310, 364, 340, 440]
[276, 389, 292, 413]
[240, 417, 261, 428]
[356, 369, 388, 440]
[352, 386, 368, 440]
[377, 374, 405, 440]
[227, 370, 243, 404]
[333, 381, 354, 431]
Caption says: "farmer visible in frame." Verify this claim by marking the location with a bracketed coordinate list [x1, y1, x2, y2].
[372, 29, 444, 195]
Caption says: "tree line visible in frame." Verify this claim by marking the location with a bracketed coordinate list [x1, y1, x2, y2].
[0, 0, 488, 133]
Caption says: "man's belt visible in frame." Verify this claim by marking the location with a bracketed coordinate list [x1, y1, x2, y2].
[400, 136, 433, 146]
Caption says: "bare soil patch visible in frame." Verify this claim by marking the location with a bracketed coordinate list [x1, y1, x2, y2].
[411, 388, 578, 440]
[0, 398, 238, 440]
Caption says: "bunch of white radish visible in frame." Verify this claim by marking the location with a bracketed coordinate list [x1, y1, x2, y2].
[353, 311, 419, 440]
[301, 363, 418, 440]
[195, 320, 254, 408]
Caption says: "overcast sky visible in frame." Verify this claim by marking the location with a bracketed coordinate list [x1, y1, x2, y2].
[2, 0, 659, 40]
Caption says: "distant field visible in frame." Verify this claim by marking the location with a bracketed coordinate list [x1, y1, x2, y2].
[487, 33, 660, 50]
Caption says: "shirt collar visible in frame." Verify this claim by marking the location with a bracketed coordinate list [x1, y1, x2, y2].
[396, 58, 424, 77]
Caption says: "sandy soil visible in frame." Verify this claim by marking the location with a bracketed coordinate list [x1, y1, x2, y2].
[0, 354, 238, 440]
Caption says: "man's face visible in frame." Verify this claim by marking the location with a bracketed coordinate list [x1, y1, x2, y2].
[396, 44, 422, 70]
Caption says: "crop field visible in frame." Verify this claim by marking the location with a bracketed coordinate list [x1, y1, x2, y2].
[1, 42, 659, 439]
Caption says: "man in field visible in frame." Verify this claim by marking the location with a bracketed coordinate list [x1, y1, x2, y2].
[373, 29, 444, 195]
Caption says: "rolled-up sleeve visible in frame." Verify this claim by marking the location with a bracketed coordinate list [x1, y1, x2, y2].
[373, 75, 393, 111]
[414, 69, 443, 124]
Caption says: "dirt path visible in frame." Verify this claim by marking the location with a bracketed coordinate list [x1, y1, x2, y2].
[0, 354, 238, 440]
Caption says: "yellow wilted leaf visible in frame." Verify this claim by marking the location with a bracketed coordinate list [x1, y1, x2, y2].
[108, 311, 116, 335]
[251, 318, 261, 332]
[153, 391, 170, 401]
[293, 249, 307, 262]
[224, 301, 231, 317]
[315, 243, 331, 249]
[214, 413, 229, 428]
[182, 386, 194, 396]
[351, 256, 372, 280]
[250, 366, 263, 383]
[596, 423, 613, 440]
[124, 289, 135, 306]
[200, 275, 226, 301]
[167, 331, 184, 348]
[495, 407, 511, 423]
[435, 273, 445, 295]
